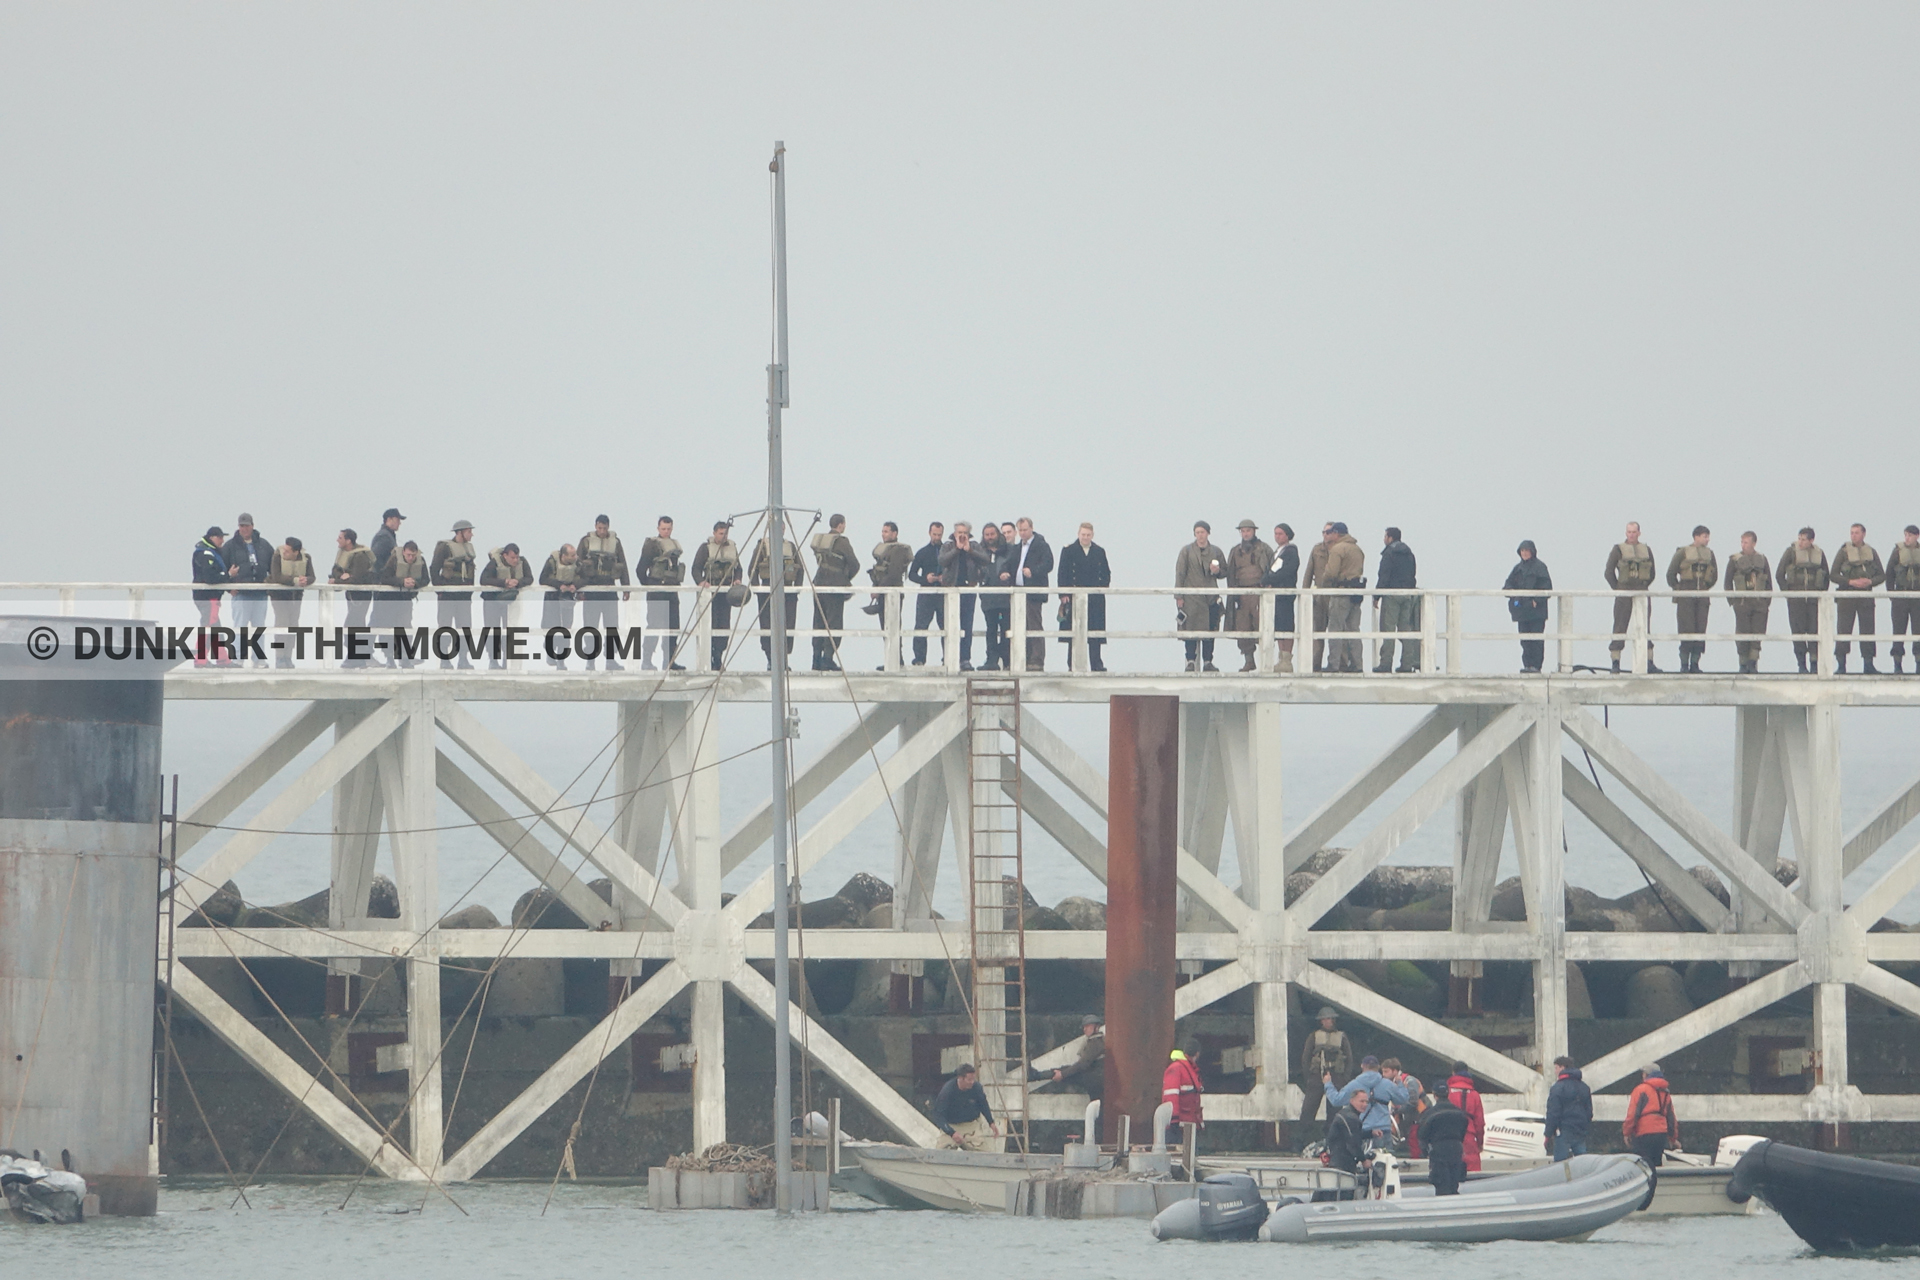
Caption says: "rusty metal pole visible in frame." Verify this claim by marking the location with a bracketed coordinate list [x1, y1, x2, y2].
[1104, 694, 1179, 1147]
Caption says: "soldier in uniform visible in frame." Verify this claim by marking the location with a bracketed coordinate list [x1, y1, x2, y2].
[1889, 525, 1920, 675]
[1723, 531, 1773, 674]
[1225, 519, 1274, 672]
[639, 517, 687, 672]
[1665, 526, 1718, 673]
[690, 523, 743, 671]
[1298, 1008, 1354, 1125]
[266, 536, 314, 669]
[478, 543, 530, 670]
[330, 528, 377, 667]
[538, 543, 580, 669]
[1777, 527, 1829, 673]
[380, 540, 429, 667]
[750, 529, 804, 669]
[1321, 522, 1367, 673]
[430, 519, 479, 670]
[863, 520, 913, 626]
[1302, 523, 1335, 672]
[576, 515, 630, 671]
[808, 514, 860, 673]
[1174, 521, 1227, 672]
[1831, 523, 1885, 674]
[1603, 521, 1659, 672]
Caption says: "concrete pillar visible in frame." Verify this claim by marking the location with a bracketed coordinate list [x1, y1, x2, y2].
[394, 693, 443, 1174]
[1104, 695, 1178, 1145]
[0, 618, 176, 1215]
[1451, 708, 1505, 1015]
[1802, 703, 1849, 1147]
[1527, 703, 1567, 1104]
[327, 707, 383, 1009]
[678, 698, 726, 1151]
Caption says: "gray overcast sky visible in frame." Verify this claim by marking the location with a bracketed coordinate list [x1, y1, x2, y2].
[4, 3, 1917, 590]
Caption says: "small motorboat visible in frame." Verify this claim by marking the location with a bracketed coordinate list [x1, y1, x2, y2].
[1, 1151, 88, 1224]
[1255, 1153, 1649, 1244]
[848, 1143, 1063, 1213]
[1725, 1139, 1920, 1251]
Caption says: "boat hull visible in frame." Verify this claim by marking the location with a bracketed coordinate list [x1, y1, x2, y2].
[850, 1145, 1063, 1213]
[1727, 1139, 1920, 1251]
[1258, 1153, 1650, 1244]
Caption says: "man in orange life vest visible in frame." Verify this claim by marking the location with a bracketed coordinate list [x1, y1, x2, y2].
[1622, 1062, 1680, 1195]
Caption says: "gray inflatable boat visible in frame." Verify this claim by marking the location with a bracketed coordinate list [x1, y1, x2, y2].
[1258, 1153, 1650, 1244]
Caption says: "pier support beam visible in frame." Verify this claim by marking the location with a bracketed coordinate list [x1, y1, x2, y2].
[1105, 695, 1179, 1146]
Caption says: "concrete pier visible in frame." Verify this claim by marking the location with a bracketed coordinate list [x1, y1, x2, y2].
[0, 618, 176, 1215]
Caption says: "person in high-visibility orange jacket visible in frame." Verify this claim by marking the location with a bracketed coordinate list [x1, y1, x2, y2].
[1622, 1062, 1680, 1196]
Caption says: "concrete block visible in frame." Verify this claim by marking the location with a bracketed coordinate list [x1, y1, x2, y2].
[485, 959, 565, 1017]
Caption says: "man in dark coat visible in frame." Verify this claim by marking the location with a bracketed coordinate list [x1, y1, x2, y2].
[1012, 517, 1054, 670]
[1504, 540, 1553, 673]
[1057, 522, 1111, 671]
[1544, 1055, 1593, 1161]
[1416, 1094, 1472, 1195]
[1374, 526, 1420, 673]
[191, 526, 230, 667]
[908, 522, 946, 667]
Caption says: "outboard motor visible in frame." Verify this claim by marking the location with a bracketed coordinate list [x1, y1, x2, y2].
[1149, 1174, 1270, 1242]
[1196, 1173, 1269, 1240]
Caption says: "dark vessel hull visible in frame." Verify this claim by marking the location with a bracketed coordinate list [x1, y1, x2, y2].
[1726, 1139, 1920, 1251]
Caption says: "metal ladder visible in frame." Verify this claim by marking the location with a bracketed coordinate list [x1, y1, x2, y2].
[964, 676, 1030, 1151]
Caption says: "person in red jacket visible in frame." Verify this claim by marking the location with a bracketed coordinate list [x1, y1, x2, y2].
[1622, 1063, 1680, 1195]
[1444, 1062, 1486, 1172]
[1162, 1043, 1204, 1147]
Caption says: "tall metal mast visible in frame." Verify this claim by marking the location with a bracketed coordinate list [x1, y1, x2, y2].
[767, 139, 795, 1215]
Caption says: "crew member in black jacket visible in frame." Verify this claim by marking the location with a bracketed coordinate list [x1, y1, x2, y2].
[1012, 517, 1054, 671]
[1057, 521, 1111, 671]
[1415, 1093, 1472, 1195]
[1266, 524, 1301, 673]
[908, 522, 946, 667]
[1320, 1088, 1371, 1201]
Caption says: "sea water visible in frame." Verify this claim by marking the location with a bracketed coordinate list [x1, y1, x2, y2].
[2, 1180, 1868, 1280]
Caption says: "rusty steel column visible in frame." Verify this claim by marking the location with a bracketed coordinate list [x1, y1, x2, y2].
[1104, 694, 1179, 1147]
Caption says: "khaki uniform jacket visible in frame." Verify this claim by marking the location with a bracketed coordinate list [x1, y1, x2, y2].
[1300, 1028, 1355, 1081]
[329, 545, 375, 584]
[430, 539, 478, 588]
[1723, 552, 1773, 594]
[750, 539, 804, 588]
[810, 534, 861, 588]
[539, 553, 581, 592]
[1226, 539, 1275, 589]
[576, 532, 630, 588]
[868, 542, 913, 587]
[638, 536, 686, 588]
[1831, 543, 1885, 591]
[1604, 541, 1658, 591]
[267, 553, 315, 591]
[1302, 540, 1332, 591]
[691, 540, 742, 587]
[1174, 541, 1227, 619]
[1777, 544, 1829, 592]
[1888, 544, 1920, 593]
[1322, 535, 1366, 588]
[480, 552, 532, 600]
[383, 553, 430, 591]
[1666, 544, 1719, 592]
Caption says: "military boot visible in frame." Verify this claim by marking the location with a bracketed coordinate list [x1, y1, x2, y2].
[1837, 653, 1848, 674]
[1895, 654, 1907, 674]
[1795, 650, 1808, 674]
[1240, 654, 1257, 673]
[1611, 657, 1622, 673]
[1864, 656, 1880, 675]
[1275, 651, 1294, 674]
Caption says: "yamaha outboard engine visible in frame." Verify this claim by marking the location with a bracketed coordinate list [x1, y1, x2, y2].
[1196, 1173, 1269, 1240]
[1150, 1174, 1270, 1241]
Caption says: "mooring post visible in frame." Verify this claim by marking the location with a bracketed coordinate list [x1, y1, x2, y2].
[1104, 694, 1178, 1147]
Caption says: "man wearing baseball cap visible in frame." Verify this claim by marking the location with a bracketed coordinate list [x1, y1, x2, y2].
[191, 526, 230, 667]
